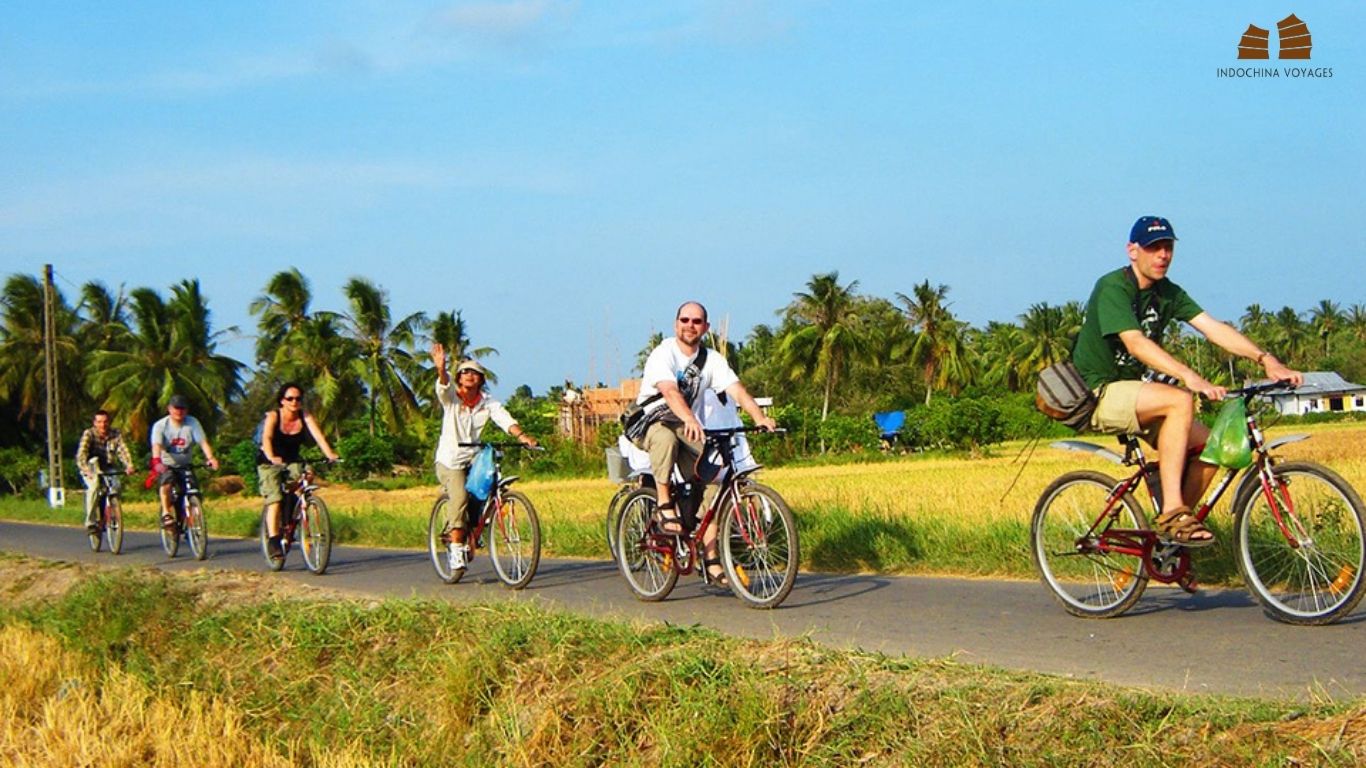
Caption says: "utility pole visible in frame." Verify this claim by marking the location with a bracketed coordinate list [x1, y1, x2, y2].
[43, 264, 65, 507]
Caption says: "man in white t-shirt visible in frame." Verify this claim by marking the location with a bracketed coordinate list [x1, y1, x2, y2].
[633, 301, 775, 582]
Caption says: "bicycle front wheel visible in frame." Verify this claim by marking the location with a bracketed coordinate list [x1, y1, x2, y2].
[105, 497, 123, 555]
[605, 484, 635, 562]
[186, 496, 208, 561]
[427, 495, 465, 585]
[616, 489, 678, 601]
[489, 490, 541, 589]
[300, 496, 332, 575]
[719, 482, 799, 609]
[161, 504, 180, 558]
[1031, 470, 1149, 619]
[1234, 461, 1366, 625]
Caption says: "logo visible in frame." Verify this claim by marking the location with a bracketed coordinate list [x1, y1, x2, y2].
[1220, 14, 1331, 79]
[1238, 14, 1311, 59]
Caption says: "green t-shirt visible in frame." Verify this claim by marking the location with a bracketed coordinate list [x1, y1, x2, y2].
[1071, 267, 1203, 389]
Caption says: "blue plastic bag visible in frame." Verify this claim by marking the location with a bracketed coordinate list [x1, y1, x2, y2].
[464, 445, 496, 500]
[1199, 398, 1253, 469]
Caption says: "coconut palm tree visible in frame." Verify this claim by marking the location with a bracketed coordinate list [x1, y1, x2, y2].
[249, 268, 313, 365]
[86, 282, 244, 439]
[339, 277, 427, 436]
[1012, 302, 1082, 384]
[76, 281, 131, 352]
[1269, 306, 1310, 365]
[0, 273, 85, 436]
[777, 272, 867, 426]
[896, 281, 972, 404]
[1309, 299, 1345, 358]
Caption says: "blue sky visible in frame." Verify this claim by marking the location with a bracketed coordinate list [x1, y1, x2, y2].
[2, 1, 1362, 396]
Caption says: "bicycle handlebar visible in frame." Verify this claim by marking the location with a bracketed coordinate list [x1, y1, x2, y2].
[457, 441, 545, 451]
[1225, 381, 1297, 399]
[704, 426, 787, 437]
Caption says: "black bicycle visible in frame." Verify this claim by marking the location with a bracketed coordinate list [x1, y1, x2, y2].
[161, 464, 209, 561]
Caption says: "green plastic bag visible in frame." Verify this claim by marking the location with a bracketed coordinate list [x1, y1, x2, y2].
[1199, 398, 1253, 469]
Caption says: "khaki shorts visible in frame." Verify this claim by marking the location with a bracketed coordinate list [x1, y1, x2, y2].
[1090, 380, 1159, 446]
[258, 462, 305, 504]
[435, 463, 473, 530]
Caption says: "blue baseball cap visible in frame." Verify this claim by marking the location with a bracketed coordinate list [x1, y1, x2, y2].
[1129, 216, 1177, 247]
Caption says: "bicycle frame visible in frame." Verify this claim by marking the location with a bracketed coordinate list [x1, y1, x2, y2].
[446, 442, 531, 553]
[636, 429, 768, 580]
[277, 468, 319, 553]
[1064, 383, 1306, 588]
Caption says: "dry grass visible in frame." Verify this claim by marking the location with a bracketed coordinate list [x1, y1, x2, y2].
[1, 556, 1364, 766]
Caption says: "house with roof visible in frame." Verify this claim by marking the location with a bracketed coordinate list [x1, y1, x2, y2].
[1253, 372, 1366, 415]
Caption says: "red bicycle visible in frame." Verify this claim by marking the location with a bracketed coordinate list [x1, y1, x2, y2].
[616, 427, 798, 609]
[1031, 382, 1366, 625]
[427, 442, 542, 589]
[259, 463, 334, 574]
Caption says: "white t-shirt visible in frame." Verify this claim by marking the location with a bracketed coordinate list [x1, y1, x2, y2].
[637, 338, 740, 422]
[150, 415, 206, 468]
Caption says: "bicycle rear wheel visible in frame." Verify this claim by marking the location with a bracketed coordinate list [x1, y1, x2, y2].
[1031, 470, 1149, 618]
[719, 482, 799, 609]
[616, 488, 678, 601]
[259, 508, 285, 571]
[105, 497, 123, 555]
[489, 490, 541, 589]
[1234, 461, 1366, 625]
[300, 496, 332, 575]
[185, 496, 208, 561]
[427, 495, 465, 585]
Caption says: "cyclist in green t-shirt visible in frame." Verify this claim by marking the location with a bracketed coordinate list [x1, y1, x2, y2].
[1071, 216, 1302, 547]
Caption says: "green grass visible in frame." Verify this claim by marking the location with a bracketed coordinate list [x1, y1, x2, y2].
[3, 556, 1362, 766]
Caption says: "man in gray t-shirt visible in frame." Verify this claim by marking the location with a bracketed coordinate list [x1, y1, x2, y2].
[150, 394, 219, 528]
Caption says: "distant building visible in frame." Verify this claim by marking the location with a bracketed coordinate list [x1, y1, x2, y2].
[1252, 372, 1366, 415]
[559, 380, 772, 444]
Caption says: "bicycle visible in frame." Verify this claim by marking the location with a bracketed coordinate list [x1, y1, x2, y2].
[86, 469, 126, 555]
[161, 464, 209, 561]
[259, 462, 335, 574]
[1031, 382, 1366, 625]
[427, 442, 543, 589]
[616, 427, 798, 609]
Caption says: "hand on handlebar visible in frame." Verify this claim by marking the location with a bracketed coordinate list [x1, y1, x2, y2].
[1182, 373, 1226, 402]
[682, 417, 705, 443]
[1264, 358, 1304, 388]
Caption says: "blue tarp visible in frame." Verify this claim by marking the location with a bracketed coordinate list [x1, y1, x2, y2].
[872, 410, 906, 438]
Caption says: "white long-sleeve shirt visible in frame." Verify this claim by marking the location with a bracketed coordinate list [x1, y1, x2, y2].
[433, 377, 519, 469]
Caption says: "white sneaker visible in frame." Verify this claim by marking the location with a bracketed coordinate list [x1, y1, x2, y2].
[448, 543, 467, 571]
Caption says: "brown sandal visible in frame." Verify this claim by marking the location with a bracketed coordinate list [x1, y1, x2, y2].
[1155, 507, 1216, 548]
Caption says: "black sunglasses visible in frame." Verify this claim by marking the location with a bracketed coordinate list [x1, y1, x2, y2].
[678, 317, 706, 326]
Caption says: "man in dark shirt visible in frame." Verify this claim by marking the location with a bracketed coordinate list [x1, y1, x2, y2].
[1072, 216, 1302, 546]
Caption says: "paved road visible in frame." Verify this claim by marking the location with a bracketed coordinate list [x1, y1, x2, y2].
[3, 520, 1363, 701]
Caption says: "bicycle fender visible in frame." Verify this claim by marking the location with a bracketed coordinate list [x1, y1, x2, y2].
[1264, 433, 1309, 451]
[1048, 440, 1126, 466]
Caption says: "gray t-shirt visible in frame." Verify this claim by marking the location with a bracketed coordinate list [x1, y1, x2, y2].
[150, 415, 206, 468]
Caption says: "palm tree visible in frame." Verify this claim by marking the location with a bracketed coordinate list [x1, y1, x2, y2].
[1309, 299, 1345, 358]
[634, 331, 665, 376]
[0, 274, 84, 436]
[249, 268, 313, 366]
[1011, 302, 1081, 384]
[340, 277, 427, 436]
[776, 272, 867, 427]
[1347, 304, 1366, 344]
[1269, 306, 1310, 365]
[86, 283, 244, 439]
[431, 309, 498, 379]
[76, 281, 131, 352]
[896, 281, 972, 404]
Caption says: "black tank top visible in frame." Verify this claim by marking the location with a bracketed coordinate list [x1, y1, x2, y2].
[256, 410, 313, 464]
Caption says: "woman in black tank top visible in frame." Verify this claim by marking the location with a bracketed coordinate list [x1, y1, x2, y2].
[258, 383, 341, 562]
